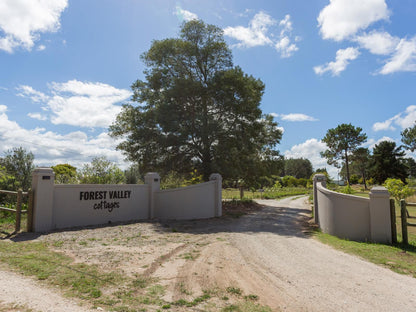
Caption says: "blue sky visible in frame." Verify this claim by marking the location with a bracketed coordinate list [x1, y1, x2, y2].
[1, 0, 416, 178]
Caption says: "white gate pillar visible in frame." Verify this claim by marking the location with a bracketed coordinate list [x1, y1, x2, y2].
[32, 168, 55, 232]
[369, 186, 392, 244]
[145, 172, 160, 219]
[210, 173, 222, 217]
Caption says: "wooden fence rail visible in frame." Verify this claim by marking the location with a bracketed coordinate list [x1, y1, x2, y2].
[400, 199, 416, 245]
[0, 189, 33, 233]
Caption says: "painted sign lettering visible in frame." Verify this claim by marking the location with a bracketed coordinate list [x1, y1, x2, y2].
[79, 190, 132, 213]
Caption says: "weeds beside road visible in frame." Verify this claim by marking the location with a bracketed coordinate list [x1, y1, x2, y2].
[0, 201, 272, 312]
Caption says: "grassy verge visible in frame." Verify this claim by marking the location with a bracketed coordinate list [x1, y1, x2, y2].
[0, 241, 122, 300]
[314, 231, 416, 278]
[0, 210, 28, 236]
[223, 187, 311, 200]
[0, 239, 273, 311]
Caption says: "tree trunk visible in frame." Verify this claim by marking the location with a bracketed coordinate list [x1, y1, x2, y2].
[345, 151, 350, 185]
[362, 170, 368, 190]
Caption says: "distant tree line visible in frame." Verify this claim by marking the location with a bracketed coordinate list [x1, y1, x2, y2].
[0, 148, 137, 194]
[321, 123, 416, 188]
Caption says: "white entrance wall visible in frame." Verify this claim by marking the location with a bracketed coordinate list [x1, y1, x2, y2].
[53, 184, 149, 229]
[313, 174, 392, 244]
[31, 168, 222, 232]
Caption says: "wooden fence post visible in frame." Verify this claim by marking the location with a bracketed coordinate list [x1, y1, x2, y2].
[400, 199, 408, 245]
[390, 199, 397, 244]
[15, 189, 23, 233]
[27, 189, 34, 232]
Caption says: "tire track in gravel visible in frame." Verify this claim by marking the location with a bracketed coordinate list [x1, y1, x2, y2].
[223, 197, 416, 311]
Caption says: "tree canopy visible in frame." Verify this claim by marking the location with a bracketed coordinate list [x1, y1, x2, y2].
[52, 164, 77, 184]
[79, 157, 125, 184]
[110, 20, 282, 181]
[0, 147, 34, 191]
[284, 158, 313, 179]
[401, 124, 416, 152]
[369, 140, 407, 184]
[321, 123, 367, 185]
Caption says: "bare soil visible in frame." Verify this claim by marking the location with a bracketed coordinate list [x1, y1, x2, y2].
[2, 196, 416, 311]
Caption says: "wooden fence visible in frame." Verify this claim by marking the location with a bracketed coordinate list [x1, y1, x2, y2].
[400, 199, 416, 245]
[0, 189, 33, 233]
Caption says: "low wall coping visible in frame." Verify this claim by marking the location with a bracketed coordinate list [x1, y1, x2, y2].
[316, 182, 369, 203]
[156, 180, 215, 193]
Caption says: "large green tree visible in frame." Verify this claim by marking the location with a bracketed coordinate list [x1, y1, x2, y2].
[351, 147, 370, 189]
[110, 20, 282, 181]
[79, 157, 125, 184]
[284, 158, 313, 179]
[51, 164, 77, 184]
[321, 123, 367, 185]
[401, 123, 416, 152]
[403, 157, 416, 178]
[0, 147, 35, 191]
[369, 141, 407, 184]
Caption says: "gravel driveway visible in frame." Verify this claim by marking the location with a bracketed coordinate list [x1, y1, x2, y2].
[1, 196, 416, 311]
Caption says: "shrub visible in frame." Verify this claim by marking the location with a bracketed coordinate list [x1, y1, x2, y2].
[383, 178, 414, 201]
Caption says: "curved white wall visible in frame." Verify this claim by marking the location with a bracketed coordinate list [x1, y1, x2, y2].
[317, 183, 370, 241]
[313, 174, 392, 244]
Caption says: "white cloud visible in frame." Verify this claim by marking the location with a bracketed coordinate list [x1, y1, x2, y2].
[18, 80, 132, 128]
[276, 113, 318, 122]
[372, 118, 396, 132]
[17, 85, 49, 102]
[37, 44, 46, 51]
[314, 47, 360, 76]
[317, 0, 389, 42]
[365, 136, 395, 150]
[0, 0, 68, 53]
[275, 36, 298, 58]
[394, 105, 416, 129]
[379, 37, 416, 75]
[0, 105, 127, 169]
[27, 112, 47, 121]
[274, 15, 299, 58]
[373, 106, 416, 132]
[175, 6, 198, 22]
[279, 14, 293, 34]
[224, 11, 275, 48]
[284, 138, 338, 178]
[224, 12, 299, 58]
[354, 31, 399, 55]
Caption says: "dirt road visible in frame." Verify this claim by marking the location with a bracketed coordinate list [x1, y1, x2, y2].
[1, 196, 416, 311]
[224, 197, 416, 311]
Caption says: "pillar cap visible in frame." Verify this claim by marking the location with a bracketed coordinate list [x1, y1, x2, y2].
[370, 186, 390, 197]
[32, 167, 54, 175]
[209, 173, 222, 181]
[145, 172, 160, 178]
[313, 174, 327, 181]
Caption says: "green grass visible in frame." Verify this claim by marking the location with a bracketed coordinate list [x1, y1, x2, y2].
[315, 231, 416, 277]
[222, 187, 311, 200]
[226, 286, 243, 295]
[0, 240, 273, 311]
[0, 210, 28, 235]
[0, 241, 121, 299]
[173, 291, 211, 307]
[221, 301, 272, 312]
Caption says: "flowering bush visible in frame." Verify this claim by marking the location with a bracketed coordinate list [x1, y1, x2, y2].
[383, 178, 414, 201]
